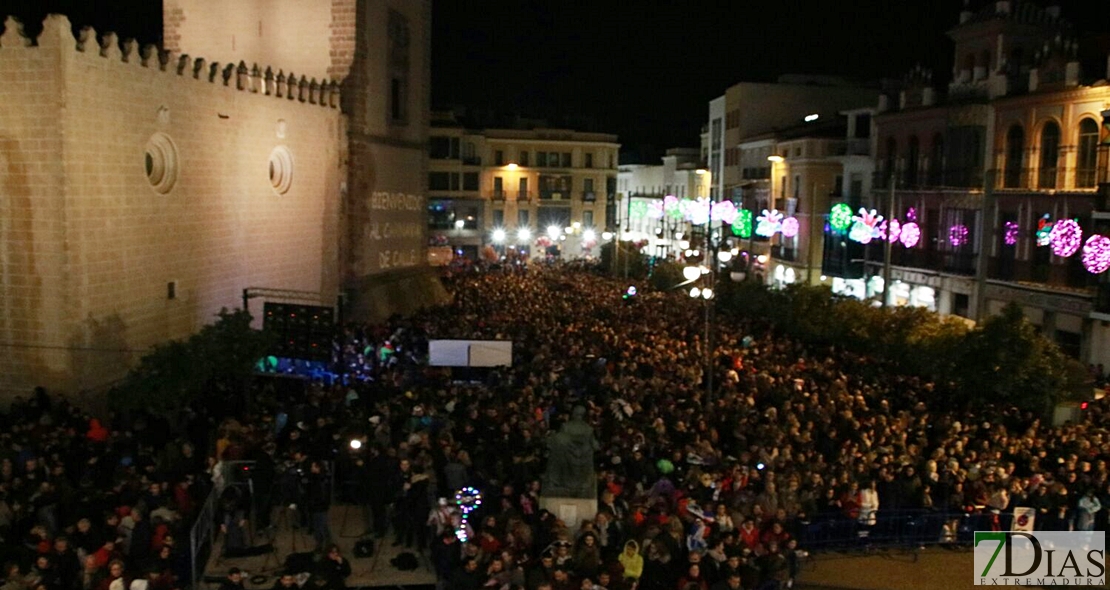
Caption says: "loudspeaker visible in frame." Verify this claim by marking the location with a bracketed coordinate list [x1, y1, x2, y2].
[283, 552, 316, 574]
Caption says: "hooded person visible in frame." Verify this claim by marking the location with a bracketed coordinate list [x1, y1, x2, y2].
[617, 540, 643, 583]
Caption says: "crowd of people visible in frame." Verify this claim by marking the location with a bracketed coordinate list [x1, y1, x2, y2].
[2, 264, 1109, 590]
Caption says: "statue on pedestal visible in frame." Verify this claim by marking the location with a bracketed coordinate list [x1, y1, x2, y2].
[543, 405, 599, 498]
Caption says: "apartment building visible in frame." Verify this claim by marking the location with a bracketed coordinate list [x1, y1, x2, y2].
[428, 112, 619, 259]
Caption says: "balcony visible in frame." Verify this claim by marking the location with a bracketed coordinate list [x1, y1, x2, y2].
[516, 191, 535, 202]
[488, 190, 508, 201]
[582, 191, 597, 202]
[997, 167, 1101, 192]
[462, 156, 482, 166]
[873, 167, 985, 191]
[540, 190, 569, 201]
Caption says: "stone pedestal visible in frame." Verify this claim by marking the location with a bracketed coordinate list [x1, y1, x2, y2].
[540, 494, 597, 532]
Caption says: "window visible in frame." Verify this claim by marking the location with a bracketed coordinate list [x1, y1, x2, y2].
[463, 172, 479, 191]
[429, 137, 451, 159]
[267, 146, 293, 195]
[585, 153, 593, 168]
[167, 281, 177, 300]
[518, 209, 530, 227]
[905, 136, 920, 187]
[387, 10, 410, 125]
[562, 153, 572, 167]
[520, 151, 529, 166]
[929, 134, 944, 186]
[428, 172, 450, 191]
[549, 152, 560, 167]
[583, 211, 594, 226]
[144, 133, 179, 194]
[493, 176, 504, 197]
[1038, 122, 1060, 189]
[884, 138, 897, 184]
[449, 173, 460, 191]
[537, 152, 548, 167]
[854, 114, 871, 138]
[834, 175, 843, 197]
[518, 177, 528, 198]
[583, 178, 595, 200]
[793, 175, 800, 200]
[493, 209, 504, 227]
[1078, 119, 1099, 188]
[780, 175, 786, 199]
[390, 78, 405, 123]
[495, 150, 504, 166]
[1004, 125, 1025, 188]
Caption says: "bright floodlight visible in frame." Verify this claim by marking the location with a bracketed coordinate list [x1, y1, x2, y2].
[564, 226, 573, 234]
[700, 265, 710, 275]
[805, 113, 819, 122]
[572, 221, 581, 229]
[683, 266, 701, 281]
[547, 225, 561, 239]
[718, 251, 733, 262]
[702, 288, 714, 300]
[602, 231, 614, 241]
[583, 229, 596, 242]
[767, 155, 784, 163]
[690, 287, 701, 298]
[757, 254, 768, 264]
[492, 228, 506, 244]
[517, 227, 532, 242]
[349, 439, 362, 450]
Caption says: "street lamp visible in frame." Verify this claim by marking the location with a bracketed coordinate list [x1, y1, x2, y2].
[517, 227, 532, 242]
[583, 229, 596, 242]
[492, 228, 506, 244]
[547, 225, 561, 239]
[454, 219, 465, 229]
[602, 231, 613, 241]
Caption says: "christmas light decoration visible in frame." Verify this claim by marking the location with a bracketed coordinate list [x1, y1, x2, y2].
[755, 209, 784, 237]
[906, 207, 917, 222]
[781, 216, 800, 238]
[664, 195, 683, 220]
[1036, 214, 1053, 246]
[829, 203, 853, 233]
[732, 209, 753, 238]
[647, 201, 664, 219]
[1082, 235, 1110, 274]
[711, 200, 739, 225]
[899, 222, 921, 248]
[630, 201, 648, 219]
[1049, 219, 1082, 257]
[948, 225, 969, 247]
[1004, 221, 1019, 246]
[454, 486, 482, 543]
[849, 209, 883, 244]
[887, 219, 901, 243]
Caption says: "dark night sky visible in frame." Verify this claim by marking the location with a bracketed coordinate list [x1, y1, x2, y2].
[7, 1, 1105, 161]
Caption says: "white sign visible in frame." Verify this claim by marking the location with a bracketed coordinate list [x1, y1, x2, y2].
[428, 340, 513, 367]
[1011, 507, 1035, 532]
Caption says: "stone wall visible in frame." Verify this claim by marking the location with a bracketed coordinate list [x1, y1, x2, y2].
[0, 15, 342, 401]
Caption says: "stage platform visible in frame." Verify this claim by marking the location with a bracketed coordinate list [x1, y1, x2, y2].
[200, 503, 436, 589]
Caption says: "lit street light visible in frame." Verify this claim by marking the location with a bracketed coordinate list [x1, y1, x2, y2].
[583, 229, 596, 242]
[492, 228, 506, 244]
[602, 231, 613, 241]
[690, 287, 701, 298]
[517, 227, 532, 242]
[547, 225, 561, 239]
[454, 219, 465, 229]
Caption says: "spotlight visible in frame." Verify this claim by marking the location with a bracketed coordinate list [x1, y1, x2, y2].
[349, 439, 362, 450]
[517, 227, 532, 242]
[690, 287, 701, 298]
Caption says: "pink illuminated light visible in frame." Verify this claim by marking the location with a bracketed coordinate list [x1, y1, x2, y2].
[899, 222, 921, 248]
[1049, 219, 1082, 258]
[949, 225, 969, 247]
[781, 217, 799, 238]
[1004, 221, 1019, 246]
[1083, 235, 1110, 274]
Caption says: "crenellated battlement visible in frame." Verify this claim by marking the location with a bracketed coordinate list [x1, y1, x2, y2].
[0, 14, 341, 109]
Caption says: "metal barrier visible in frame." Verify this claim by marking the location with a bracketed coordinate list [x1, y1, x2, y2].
[189, 461, 255, 590]
[187, 460, 335, 589]
[796, 509, 1014, 551]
